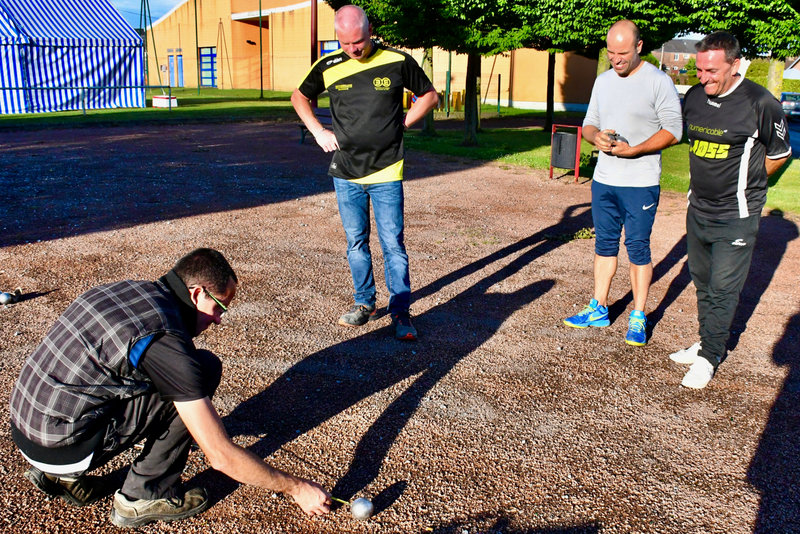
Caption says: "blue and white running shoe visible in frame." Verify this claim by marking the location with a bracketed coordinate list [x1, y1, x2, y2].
[563, 298, 610, 328]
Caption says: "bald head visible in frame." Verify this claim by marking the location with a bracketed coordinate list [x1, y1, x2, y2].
[606, 19, 643, 77]
[607, 19, 641, 46]
[335, 5, 369, 34]
[334, 5, 372, 61]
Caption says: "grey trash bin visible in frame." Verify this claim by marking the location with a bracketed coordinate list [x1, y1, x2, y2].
[551, 131, 578, 170]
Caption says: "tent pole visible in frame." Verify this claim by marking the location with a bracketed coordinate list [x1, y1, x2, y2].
[310, 0, 317, 107]
[144, 0, 164, 93]
[195, 0, 200, 94]
[140, 0, 146, 90]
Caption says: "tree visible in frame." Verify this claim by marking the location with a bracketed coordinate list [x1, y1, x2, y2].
[684, 56, 699, 86]
[327, 0, 531, 146]
[642, 53, 661, 68]
[514, 1, 694, 130]
[687, 0, 800, 97]
[421, 47, 436, 136]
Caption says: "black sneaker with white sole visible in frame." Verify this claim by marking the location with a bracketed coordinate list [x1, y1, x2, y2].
[24, 467, 114, 507]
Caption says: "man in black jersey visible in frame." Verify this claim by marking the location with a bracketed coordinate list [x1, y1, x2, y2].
[10, 249, 331, 527]
[673, 32, 791, 389]
[291, 5, 439, 341]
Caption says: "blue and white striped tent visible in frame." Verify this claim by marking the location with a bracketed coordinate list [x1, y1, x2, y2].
[0, 0, 144, 114]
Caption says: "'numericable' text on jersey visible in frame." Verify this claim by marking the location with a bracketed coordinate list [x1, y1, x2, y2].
[298, 42, 433, 183]
[683, 77, 792, 219]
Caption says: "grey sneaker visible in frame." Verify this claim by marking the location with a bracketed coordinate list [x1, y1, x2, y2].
[338, 303, 376, 326]
[110, 487, 209, 528]
[24, 467, 113, 507]
[392, 312, 418, 341]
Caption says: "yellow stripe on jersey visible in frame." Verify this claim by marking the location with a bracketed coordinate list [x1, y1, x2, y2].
[297, 51, 341, 89]
[350, 158, 404, 184]
[322, 48, 406, 89]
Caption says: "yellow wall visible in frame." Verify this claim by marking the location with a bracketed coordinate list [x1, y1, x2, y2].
[409, 48, 595, 110]
[146, 0, 596, 109]
[145, 0, 237, 89]
[507, 49, 596, 110]
[230, 20, 269, 89]
[269, 4, 336, 91]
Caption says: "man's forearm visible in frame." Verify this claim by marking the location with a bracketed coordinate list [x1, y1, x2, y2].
[291, 89, 325, 135]
[175, 398, 299, 493]
[291, 88, 339, 151]
[766, 155, 790, 176]
[403, 89, 439, 128]
[582, 125, 601, 146]
[627, 129, 678, 157]
[213, 441, 301, 494]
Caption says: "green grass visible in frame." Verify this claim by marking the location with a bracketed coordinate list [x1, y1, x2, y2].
[0, 89, 327, 129]
[406, 126, 800, 215]
[2, 89, 798, 214]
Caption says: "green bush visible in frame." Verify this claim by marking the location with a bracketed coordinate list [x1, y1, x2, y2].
[746, 58, 770, 78]
[784, 79, 800, 93]
[641, 53, 660, 67]
[742, 58, 800, 93]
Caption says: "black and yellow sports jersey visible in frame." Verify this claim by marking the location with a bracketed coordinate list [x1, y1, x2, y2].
[297, 42, 433, 183]
[683, 77, 791, 219]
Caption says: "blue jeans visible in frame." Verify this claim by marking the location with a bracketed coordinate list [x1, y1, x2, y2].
[333, 178, 410, 314]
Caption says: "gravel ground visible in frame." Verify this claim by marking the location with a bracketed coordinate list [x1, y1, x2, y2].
[0, 121, 799, 533]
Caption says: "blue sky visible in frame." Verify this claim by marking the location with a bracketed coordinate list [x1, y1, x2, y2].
[108, 0, 176, 28]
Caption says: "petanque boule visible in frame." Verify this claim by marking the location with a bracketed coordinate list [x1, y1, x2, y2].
[0, 292, 12, 305]
[330, 496, 374, 520]
[349, 497, 374, 520]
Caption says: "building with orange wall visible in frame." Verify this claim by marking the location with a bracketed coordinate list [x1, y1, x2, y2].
[145, 0, 596, 111]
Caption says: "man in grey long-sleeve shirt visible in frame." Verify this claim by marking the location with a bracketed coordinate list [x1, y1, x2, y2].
[563, 19, 683, 346]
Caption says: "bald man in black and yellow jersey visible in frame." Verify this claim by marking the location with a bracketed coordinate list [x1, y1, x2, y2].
[292, 5, 439, 341]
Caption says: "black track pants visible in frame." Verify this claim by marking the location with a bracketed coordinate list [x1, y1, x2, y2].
[686, 207, 760, 367]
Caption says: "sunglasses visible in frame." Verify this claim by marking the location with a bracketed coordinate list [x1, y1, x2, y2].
[202, 287, 228, 315]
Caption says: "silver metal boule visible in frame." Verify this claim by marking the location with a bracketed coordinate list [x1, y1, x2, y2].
[349, 497, 373, 520]
[0, 292, 12, 305]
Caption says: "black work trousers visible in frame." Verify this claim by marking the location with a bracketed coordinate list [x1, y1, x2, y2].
[88, 350, 222, 500]
[686, 207, 760, 368]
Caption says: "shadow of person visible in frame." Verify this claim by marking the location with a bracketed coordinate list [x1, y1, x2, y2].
[613, 210, 798, 348]
[727, 211, 799, 354]
[330, 276, 555, 502]
[609, 233, 690, 336]
[190, 202, 591, 507]
[428, 511, 600, 533]
[747, 310, 800, 532]
[642, 234, 691, 335]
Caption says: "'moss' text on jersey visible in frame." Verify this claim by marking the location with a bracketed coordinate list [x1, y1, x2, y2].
[297, 42, 433, 183]
[683, 77, 791, 219]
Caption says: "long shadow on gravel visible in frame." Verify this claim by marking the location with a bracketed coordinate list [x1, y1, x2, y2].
[748, 309, 800, 532]
[0, 123, 506, 247]
[431, 512, 599, 533]
[611, 211, 798, 348]
[0, 123, 335, 247]
[195, 203, 592, 510]
[727, 212, 799, 353]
